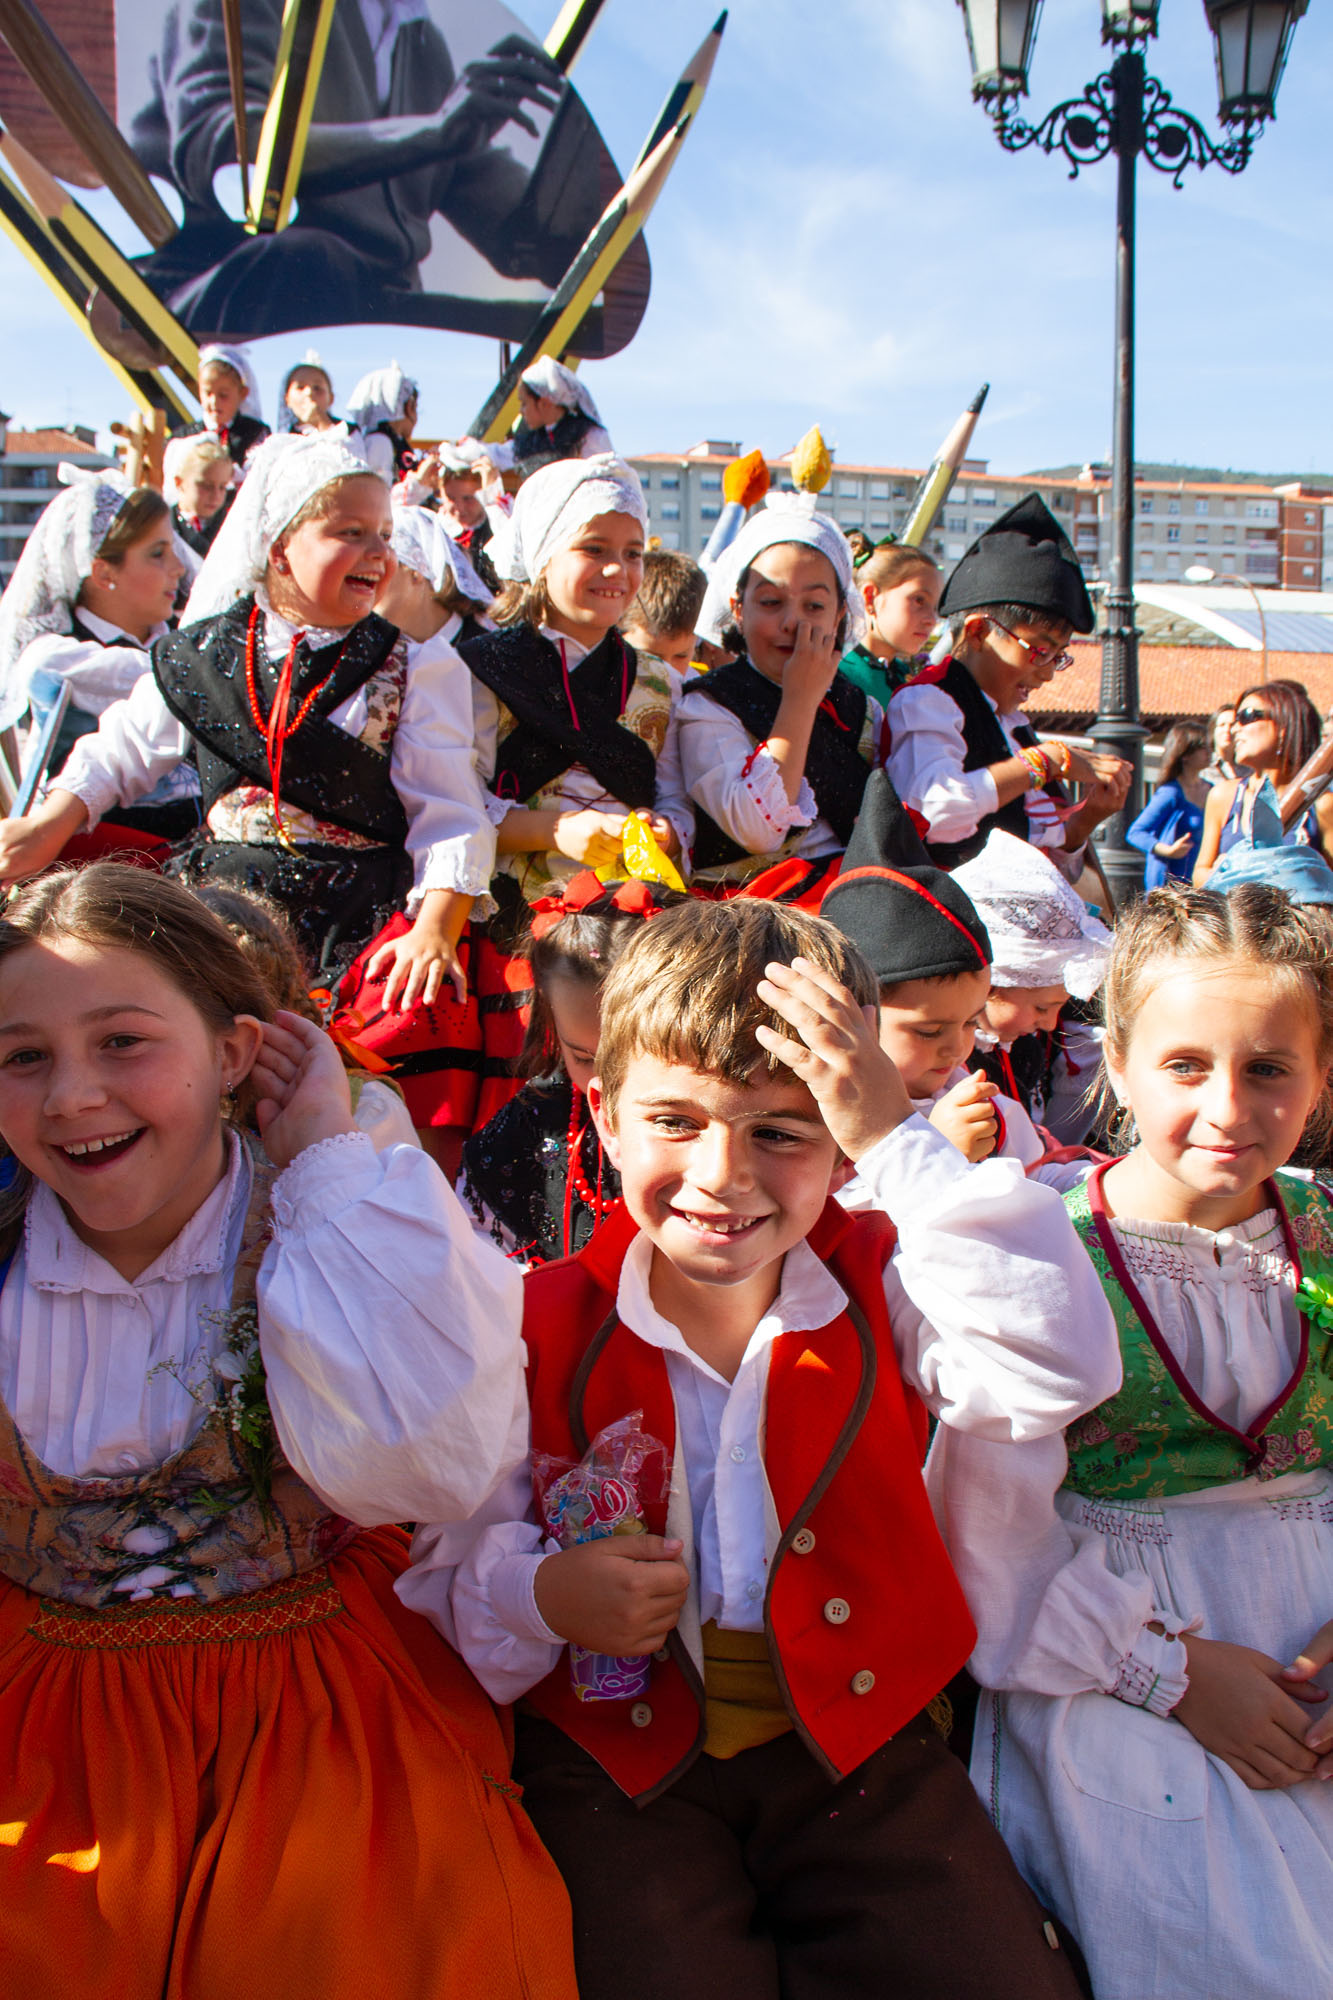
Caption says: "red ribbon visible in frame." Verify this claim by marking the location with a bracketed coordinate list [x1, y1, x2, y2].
[527, 870, 663, 938]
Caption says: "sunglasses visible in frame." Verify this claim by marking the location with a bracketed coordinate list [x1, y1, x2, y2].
[986, 618, 1074, 673]
[1234, 706, 1273, 727]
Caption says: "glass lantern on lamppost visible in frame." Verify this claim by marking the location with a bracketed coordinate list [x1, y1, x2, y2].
[956, 0, 1306, 903]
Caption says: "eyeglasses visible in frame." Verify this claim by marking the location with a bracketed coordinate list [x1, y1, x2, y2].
[986, 619, 1074, 673]
[1234, 706, 1273, 727]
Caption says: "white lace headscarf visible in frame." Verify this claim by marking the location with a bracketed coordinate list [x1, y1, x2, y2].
[952, 829, 1112, 998]
[390, 504, 492, 605]
[346, 361, 418, 432]
[488, 453, 646, 586]
[181, 431, 379, 625]
[199, 342, 264, 423]
[520, 355, 603, 426]
[0, 466, 136, 730]
[695, 493, 866, 649]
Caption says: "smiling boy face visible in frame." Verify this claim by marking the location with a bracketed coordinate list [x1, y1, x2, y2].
[589, 1054, 846, 1300]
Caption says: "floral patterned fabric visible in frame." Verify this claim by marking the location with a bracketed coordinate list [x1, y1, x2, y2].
[0, 1136, 356, 1608]
[1063, 1170, 1333, 1500]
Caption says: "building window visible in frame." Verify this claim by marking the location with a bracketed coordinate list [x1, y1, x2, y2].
[659, 531, 680, 549]
[1245, 500, 1278, 521]
[1224, 500, 1237, 517]
[701, 504, 721, 520]
[1167, 525, 1181, 542]
[869, 481, 889, 499]
[869, 514, 890, 529]
[972, 491, 996, 508]
[1195, 527, 1208, 543]
[1305, 511, 1317, 526]
[837, 480, 860, 497]
[1166, 553, 1180, 571]
[1194, 498, 1209, 515]
[701, 474, 722, 491]
[1224, 527, 1236, 542]
[1303, 564, 1316, 577]
[947, 515, 968, 532]
[1307, 538, 1317, 553]
[1139, 496, 1154, 514]
[1167, 499, 1181, 515]
[660, 504, 680, 520]
[1139, 551, 1154, 569]
[659, 474, 680, 490]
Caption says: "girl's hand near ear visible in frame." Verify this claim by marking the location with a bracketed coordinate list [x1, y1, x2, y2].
[252, 1011, 357, 1168]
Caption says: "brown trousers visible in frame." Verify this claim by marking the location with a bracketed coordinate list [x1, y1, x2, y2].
[514, 1709, 1086, 2000]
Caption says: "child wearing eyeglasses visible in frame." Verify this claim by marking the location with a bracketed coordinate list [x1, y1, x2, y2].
[885, 494, 1130, 877]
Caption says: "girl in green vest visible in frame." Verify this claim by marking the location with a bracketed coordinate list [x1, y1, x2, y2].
[929, 879, 1333, 2000]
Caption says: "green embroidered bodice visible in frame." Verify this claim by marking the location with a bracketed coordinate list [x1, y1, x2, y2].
[1063, 1169, 1333, 1500]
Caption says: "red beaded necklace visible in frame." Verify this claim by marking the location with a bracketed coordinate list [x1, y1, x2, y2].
[243, 602, 349, 847]
[564, 1086, 612, 1254]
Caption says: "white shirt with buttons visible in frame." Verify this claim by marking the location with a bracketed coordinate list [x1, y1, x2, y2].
[407, 1115, 1122, 1704]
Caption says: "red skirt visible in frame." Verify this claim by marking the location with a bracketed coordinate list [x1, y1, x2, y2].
[0, 1527, 575, 1999]
[336, 917, 534, 1131]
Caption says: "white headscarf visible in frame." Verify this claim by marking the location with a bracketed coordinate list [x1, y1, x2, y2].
[199, 342, 263, 423]
[346, 361, 418, 432]
[181, 431, 376, 625]
[695, 493, 866, 648]
[390, 504, 492, 605]
[520, 354, 603, 426]
[952, 829, 1112, 999]
[0, 466, 133, 729]
[435, 442, 479, 476]
[488, 453, 646, 585]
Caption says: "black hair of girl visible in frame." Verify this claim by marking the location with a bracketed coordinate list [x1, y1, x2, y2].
[1235, 677, 1320, 786]
[518, 882, 689, 1079]
[1157, 722, 1207, 788]
[721, 554, 849, 658]
[0, 864, 275, 1254]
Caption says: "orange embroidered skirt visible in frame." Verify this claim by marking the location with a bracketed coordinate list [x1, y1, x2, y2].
[0, 1526, 575, 2000]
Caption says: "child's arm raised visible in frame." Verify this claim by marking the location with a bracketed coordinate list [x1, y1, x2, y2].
[254, 1013, 526, 1527]
[756, 957, 1121, 1440]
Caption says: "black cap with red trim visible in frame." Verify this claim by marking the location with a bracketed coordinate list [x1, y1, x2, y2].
[821, 770, 992, 985]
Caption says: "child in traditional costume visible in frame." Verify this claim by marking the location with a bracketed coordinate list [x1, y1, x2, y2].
[164, 436, 234, 559]
[951, 829, 1112, 1128]
[678, 498, 877, 899]
[277, 351, 346, 437]
[176, 342, 270, 473]
[408, 895, 1121, 2000]
[885, 495, 1126, 873]
[928, 882, 1333, 2000]
[838, 541, 941, 708]
[381, 503, 494, 651]
[458, 872, 683, 1265]
[450, 454, 689, 1127]
[0, 862, 575, 2000]
[0, 435, 494, 1075]
[620, 548, 708, 677]
[469, 355, 614, 479]
[0, 472, 200, 847]
[823, 774, 1098, 1191]
[346, 361, 420, 483]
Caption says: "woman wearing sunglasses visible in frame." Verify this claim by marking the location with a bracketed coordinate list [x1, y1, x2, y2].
[1192, 678, 1328, 885]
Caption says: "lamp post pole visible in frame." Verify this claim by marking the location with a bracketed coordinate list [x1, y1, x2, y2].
[1094, 49, 1148, 906]
[958, 0, 1306, 898]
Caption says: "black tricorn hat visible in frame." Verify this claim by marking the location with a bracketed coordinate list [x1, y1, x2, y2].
[938, 491, 1095, 633]
[821, 771, 991, 985]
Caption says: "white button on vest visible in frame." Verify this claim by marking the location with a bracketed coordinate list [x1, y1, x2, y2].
[850, 1669, 876, 1696]
[791, 1528, 816, 1555]
[746, 1580, 763, 1600]
[729, 1444, 746, 1464]
[630, 1702, 653, 1728]
[823, 1596, 850, 1625]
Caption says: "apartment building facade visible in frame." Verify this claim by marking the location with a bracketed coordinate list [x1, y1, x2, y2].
[627, 444, 1328, 593]
[0, 416, 114, 586]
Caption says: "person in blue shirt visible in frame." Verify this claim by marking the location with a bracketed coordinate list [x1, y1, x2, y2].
[1126, 722, 1208, 887]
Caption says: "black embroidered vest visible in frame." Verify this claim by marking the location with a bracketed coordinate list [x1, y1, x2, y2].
[905, 656, 1044, 869]
[151, 597, 409, 845]
[681, 655, 871, 872]
[511, 410, 596, 475]
[459, 623, 657, 811]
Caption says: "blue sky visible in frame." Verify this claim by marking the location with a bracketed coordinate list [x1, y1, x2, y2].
[2, 1, 1330, 478]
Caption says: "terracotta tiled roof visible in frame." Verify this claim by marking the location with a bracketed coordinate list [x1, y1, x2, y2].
[3, 429, 103, 455]
[1026, 643, 1333, 727]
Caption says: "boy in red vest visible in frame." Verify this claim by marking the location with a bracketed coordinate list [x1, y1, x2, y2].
[405, 897, 1118, 2000]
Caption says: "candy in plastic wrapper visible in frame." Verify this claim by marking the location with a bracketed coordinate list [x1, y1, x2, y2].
[534, 1411, 671, 1704]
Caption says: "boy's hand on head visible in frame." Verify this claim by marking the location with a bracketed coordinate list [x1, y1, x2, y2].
[252, 1011, 358, 1168]
[1174, 1633, 1324, 1790]
[929, 1072, 999, 1163]
[753, 956, 914, 1163]
[533, 1535, 689, 1657]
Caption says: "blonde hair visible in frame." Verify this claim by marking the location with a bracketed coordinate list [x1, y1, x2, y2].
[177, 438, 232, 478]
[857, 543, 938, 594]
[1099, 881, 1333, 1155]
[595, 898, 876, 1122]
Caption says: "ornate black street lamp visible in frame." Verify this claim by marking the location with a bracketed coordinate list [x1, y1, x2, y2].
[957, 0, 1306, 901]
